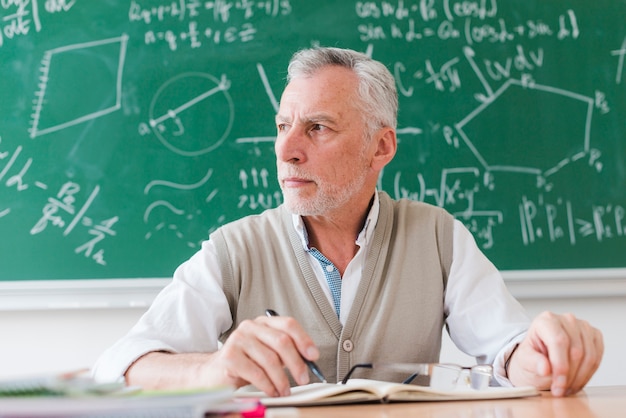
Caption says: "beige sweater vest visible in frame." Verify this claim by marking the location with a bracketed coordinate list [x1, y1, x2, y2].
[212, 192, 454, 384]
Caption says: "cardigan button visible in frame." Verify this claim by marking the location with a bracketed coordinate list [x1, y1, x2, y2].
[342, 339, 354, 352]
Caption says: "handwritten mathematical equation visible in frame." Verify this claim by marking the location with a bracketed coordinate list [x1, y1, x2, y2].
[1, 0, 623, 277]
[128, 0, 291, 50]
[128, 0, 292, 25]
[355, 0, 579, 45]
[390, 166, 626, 249]
[519, 195, 626, 247]
[394, 44, 545, 95]
[30, 181, 118, 265]
[143, 21, 257, 50]
[131, 0, 292, 50]
[1, 136, 117, 266]
[391, 167, 502, 249]
[0, 0, 74, 48]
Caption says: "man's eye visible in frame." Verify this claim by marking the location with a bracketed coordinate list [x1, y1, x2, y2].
[277, 123, 288, 132]
[311, 124, 324, 131]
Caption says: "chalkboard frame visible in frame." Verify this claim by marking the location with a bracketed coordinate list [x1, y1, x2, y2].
[1, 270, 625, 311]
[1, 1, 625, 302]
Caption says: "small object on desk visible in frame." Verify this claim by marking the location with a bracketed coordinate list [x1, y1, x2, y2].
[240, 399, 267, 417]
[265, 309, 328, 384]
[207, 397, 266, 417]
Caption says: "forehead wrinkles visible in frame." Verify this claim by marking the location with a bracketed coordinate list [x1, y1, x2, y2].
[280, 67, 361, 112]
[277, 92, 360, 131]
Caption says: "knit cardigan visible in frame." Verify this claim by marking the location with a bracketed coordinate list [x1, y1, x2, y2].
[212, 191, 454, 384]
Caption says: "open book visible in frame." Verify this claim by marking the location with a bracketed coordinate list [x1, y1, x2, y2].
[237, 378, 539, 407]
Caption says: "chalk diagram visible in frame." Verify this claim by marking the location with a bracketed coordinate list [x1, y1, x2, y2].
[143, 168, 223, 248]
[408, 47, 603, 249]
[29, 35, 128, 138]
[453, 77, 598, 184]
[147, 72, 234, 157]
[141, 72, 234, 245]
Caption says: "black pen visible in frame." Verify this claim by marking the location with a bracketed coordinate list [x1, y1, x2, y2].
[265, 309, 328, 383]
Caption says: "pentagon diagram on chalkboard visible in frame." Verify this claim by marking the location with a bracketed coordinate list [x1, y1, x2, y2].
[454, 78, 596, 180]
[29, 35, 129, 138]
[146, 72, 234, 157]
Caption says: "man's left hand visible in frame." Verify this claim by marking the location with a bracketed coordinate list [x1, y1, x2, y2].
[507, 311, 604, 397]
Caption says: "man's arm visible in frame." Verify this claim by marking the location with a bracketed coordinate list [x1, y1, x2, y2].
[125, 314, 321, 397]
[95, 239, 318, 396]
[444, 220, 531, 374]
[506, 311, 604, 397]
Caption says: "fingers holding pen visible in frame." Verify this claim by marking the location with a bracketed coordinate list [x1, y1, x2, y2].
[264, 310, 321, 362]
[260, 313, 321, 383]
[217, 314, 319, 397]
[218, 318, 290, 397]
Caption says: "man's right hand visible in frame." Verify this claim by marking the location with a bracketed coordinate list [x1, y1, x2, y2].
[125, 314, 320, 397]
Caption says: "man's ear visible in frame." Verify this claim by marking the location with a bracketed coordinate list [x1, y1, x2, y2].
[371, 127, 397, 171]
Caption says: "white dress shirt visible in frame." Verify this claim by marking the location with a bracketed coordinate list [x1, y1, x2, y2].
[92, 192, 530, 386]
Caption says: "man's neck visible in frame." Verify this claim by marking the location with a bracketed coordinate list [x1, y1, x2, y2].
[302, 193, 375, 275]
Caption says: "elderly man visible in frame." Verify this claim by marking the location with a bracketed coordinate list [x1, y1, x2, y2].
[93, 47, 603, 398]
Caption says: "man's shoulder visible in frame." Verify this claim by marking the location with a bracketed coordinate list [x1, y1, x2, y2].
[380, 191, 454, 219]
[211, 205, 287, 238]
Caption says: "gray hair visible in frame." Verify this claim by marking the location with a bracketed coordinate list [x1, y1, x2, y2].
[286, 47, 398, 136]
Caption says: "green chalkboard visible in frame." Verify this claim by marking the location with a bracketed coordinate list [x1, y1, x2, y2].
[1, 0, 625, 282]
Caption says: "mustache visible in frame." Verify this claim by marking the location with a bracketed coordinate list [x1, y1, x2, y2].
[278, 166, 316, 182]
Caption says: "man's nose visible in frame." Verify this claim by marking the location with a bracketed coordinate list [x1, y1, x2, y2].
[275, 127, 306, 164]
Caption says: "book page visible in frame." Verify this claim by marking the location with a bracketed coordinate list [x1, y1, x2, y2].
[237, 379, 539, 406]
[237, 381, 384, 406]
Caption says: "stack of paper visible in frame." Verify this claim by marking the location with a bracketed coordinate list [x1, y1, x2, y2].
[0, 372, 239, 418]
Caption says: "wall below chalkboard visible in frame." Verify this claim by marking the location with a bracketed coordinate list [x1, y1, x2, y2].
[1, 0, 625, 283]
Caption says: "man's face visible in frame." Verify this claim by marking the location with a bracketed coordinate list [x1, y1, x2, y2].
[275, 66, 374, 216]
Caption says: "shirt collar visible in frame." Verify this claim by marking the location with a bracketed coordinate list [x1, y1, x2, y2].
[292, 190, 380, 250]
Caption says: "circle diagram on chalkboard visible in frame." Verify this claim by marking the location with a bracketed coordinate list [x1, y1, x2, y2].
[148, 72, 234, 157]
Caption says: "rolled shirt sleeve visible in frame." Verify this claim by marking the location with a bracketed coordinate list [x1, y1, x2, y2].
[91, 240, 232, 383]
[445, 219, 531, 386]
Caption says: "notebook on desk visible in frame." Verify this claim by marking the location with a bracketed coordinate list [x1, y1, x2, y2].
[237, 378, 539, 407]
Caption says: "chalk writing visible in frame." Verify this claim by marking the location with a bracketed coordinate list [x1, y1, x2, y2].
[143, 22, 257, 50]
[612, 36, 626, 85]
[129, 0, 291, 24]
[457, 210, 502, 250]
[0, 0, 41, 48]
[355, 1, 579, 45]
[236, 167, 281, 210]
[0, 0, 624, 280]
[0, 135, 47, 225]
[391, 167, 504, 250]
[29, 181, 115, 265]
[519, 195, 625, 246]
[129, 0, 291, 50]
[75, 216, 118, 266]
[0, 0, 76, 48]
[0, 145, 31, 192]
